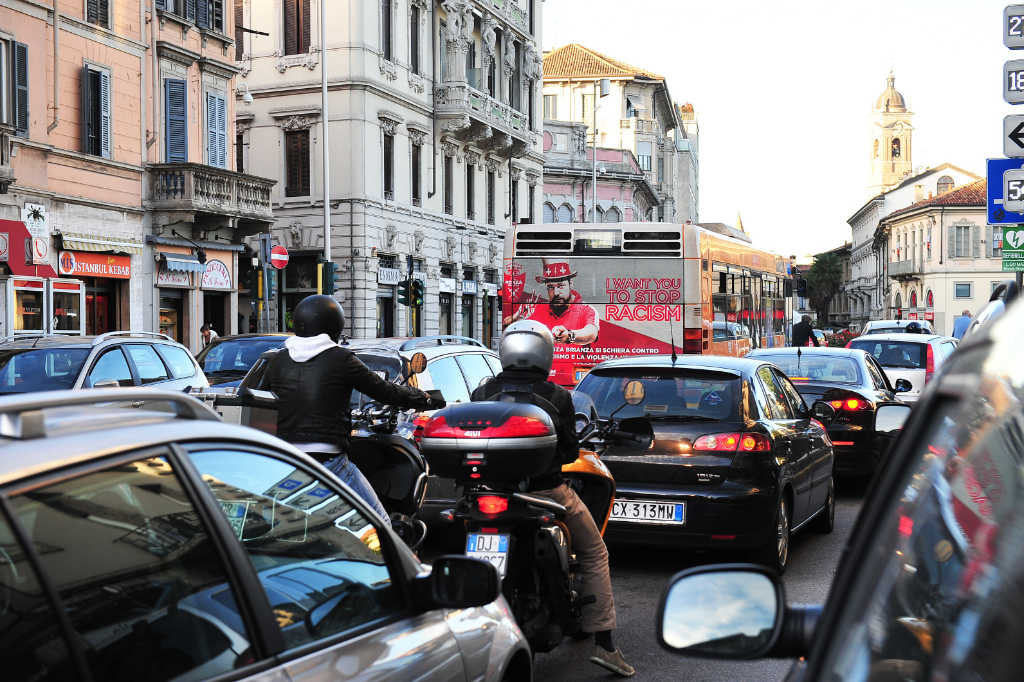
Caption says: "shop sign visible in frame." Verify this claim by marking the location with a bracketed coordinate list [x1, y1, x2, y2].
[21, 203, 49, 264]
[201, 259, 233, 290]
[482, 282, 498, 297]
[908, 312, 919, 320]
[157, 267, 191, 288]
[377, 267, 403, 285]
[925, 311, 935, 321]
[439, 277, 456, 293]
[461, 280, 478, 295]
[0, 233, 7, 262]
[58, 251, 131, 279]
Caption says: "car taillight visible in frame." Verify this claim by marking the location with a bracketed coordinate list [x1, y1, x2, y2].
[421, 415, 550, 438]
[926, 344, 934, 383]
[693, 432, 771, 452]
[476, 495, 509, 515]
[828, 398, 870, 411]
[683, 327, 702, 354]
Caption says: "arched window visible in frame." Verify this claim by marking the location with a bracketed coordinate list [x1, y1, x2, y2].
[557, 203, 573, 223]
[926, 290, 934, 308]
[543, 202, 556, 223]
[936, 175, 954, 195]
[891, 138, 901, 159]
[895, 292, 902, 311]
[603, 206, 621, 223]
[909, 290, 917, 308]
[588, 207, 604, 222]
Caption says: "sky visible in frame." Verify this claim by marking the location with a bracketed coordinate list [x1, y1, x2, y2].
[542, 0, 1008, 259]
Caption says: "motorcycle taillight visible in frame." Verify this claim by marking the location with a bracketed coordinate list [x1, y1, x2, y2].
[411, 414, 430, 447]
[476, 495, 509, 515]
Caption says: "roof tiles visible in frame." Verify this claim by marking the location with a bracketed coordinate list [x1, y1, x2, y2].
[543, 43, 664, 81]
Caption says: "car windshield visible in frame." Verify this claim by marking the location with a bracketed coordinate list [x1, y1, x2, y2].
[0, 348, 91, 393]
[848, 340, 926, 369]
[198, 338, 286, 376]
[576, 368, 741, 421]
[754, 354, 861, 384]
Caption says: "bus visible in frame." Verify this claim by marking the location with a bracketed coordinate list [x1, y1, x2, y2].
[502, 222, 793, 386]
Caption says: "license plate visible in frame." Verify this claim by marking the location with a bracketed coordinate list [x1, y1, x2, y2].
[466, 533, 509, 577]
[610, 499, 685, 525]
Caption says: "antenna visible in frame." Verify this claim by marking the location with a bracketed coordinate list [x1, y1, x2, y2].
[669, 307, 678, 365]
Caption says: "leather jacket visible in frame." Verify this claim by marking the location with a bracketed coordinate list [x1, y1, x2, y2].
[264, 345, 430, 451]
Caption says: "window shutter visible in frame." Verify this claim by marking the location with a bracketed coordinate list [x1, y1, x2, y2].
[87, 0, 101, 25]
[155, 0, 166, 9]
[284, 0, 297, 55]
[987, 225, 993, 258]
[186, 0, 196, 22]
[216, 95, 227, 168]
[206, 93, 217, 165]
[947, 225, 955, 258]
[197, 0, 209, 29]
[164, 79, 188, 163]
[99, 69, 111, 159]
[301, 0, 311, 52]
[972, 225, 980, 258]
[13, 42, 28, 137]
[80, 67, 93, 152]
[234, 0, 244, 59]
[213, 0, 224, 32]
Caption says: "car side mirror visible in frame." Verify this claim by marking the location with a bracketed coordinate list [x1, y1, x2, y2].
[419, 555, 499, 609]
[893, 378, 912, 393]
[875, 404, 911, 434]
[811, 400, 836, 423]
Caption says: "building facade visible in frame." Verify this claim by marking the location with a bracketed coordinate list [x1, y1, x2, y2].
[0, 0, 273, 352]
[236, 0, 543, 345]
[876, 180, 998, 336]
[540, 44, 698, 224]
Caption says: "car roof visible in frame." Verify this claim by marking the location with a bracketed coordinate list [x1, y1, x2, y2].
[850, 332, 948, 342]
[591, 354, 762, 375]
[0, 332, 188, 350]
[864, 319, 932, 327]
[749, 347, 868, 359]
[208, 333, 291, 341]
[343, 336, 494, 359]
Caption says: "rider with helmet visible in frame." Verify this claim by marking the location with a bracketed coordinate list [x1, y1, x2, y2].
[264, 294, 443, 525]
[904, 321, 923, 334]
[470, 320, 636, 678]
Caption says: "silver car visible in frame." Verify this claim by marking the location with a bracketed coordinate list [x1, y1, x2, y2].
[847, 332, 957, 402]
[0, 389, 532, 681]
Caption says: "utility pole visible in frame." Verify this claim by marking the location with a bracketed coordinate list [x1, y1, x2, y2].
[321, 0, 331, 264]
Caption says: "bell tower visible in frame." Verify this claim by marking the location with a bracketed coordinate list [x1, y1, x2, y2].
[868, 72, 914, 196]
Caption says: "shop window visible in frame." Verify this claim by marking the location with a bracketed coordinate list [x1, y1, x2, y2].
[81, 64, 111, 159]
[283, 0, 310, 55]
[377, 288, 395, 337]
[285, 129, 310, 196]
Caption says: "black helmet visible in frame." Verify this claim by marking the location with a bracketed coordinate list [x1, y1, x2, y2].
[292, 294, 345, 341]
[904, 321, 922, 334]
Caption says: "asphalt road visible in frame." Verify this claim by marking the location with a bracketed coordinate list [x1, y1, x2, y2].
[530, 481, 867, 681]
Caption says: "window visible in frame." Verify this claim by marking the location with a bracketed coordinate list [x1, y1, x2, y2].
[466, 161, 475, 220]
[543, 94, 557, 119]
[409, 4, 420, 74]
[411, 141, 422, 206]
[427, 355, 471, 404]
[159, 0, 194, 18]
[285, 129, 310, 196]
[383, 132, 394, 200]
[155, 344, 197, 379]
[86, 347, 133, 386]
[462, 294, 475, 337]
[951, 224, 973, 258]
[603, 206, 621, 223]
[936, 174, 954, 195]
[86, 0, 110, 28]
[512, 42, 522, 111]
[439, 292, 454, 334]
[557, 203, 573, 223]
[926, 289, 934, 307]
[164, 78, 187, 162]
[990, 226, 1003, 258]
[543, 202, 556, 223]
[376, 287, 395, 337]
[528, 184, 535, 223]
[657, 156, 664, 183]
[626, 98, 637, 118]
[381, 0, 393, 61]
[552, 133, 568, 152]
[236, 131, 244, 172]
[189, 449, 400, 650]
[438, 22, 448, 81]
[511, 177, 519, 223]
[954, 282, 972, 299]
[235, 0, 244, 59]
[283, 0, 310, 55]
[197, 0, 226, 33]
[582, 93, 595, 125]
[772, 368, 808, 416]
[81, 64, 111, 158]
[891, 137, 901, 158]
[528, 81, 535, 129]
[444, 155, 453, 214]
[756, 365, 794, 419]
[7, 454, 254, 682]
[487, 170, 495, 225]
[206, 92, 227, 168]
[637, 141, 652, 172]
[909, 290, 918, 308]
[126, 344, 170, 384]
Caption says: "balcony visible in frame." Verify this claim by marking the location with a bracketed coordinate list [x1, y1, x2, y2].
[147, 163, 275, 230]
[620, 117, 659, 134]
[0, 123, 14, 194]
[478, 0, 530, 35]
[888, 260, 922, 279]
[434, 83, 533, 157]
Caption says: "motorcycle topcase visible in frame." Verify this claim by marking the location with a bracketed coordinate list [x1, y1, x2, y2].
[420, 402, 558, 484]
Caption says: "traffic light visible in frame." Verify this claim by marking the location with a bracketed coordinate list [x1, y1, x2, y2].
[410, 279, 425, 307]
[397, 279, 411, 306]
[319, 260, 337, 295]
[796, 278, 808, 297]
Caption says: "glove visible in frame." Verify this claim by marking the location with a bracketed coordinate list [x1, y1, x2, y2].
[426, 395, 447, 410]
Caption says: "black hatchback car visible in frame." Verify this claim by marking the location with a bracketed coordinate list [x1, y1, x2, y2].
[574, 355, 835, 572]
[748, 347, 910, 477]
[656, 300, 1024, 681]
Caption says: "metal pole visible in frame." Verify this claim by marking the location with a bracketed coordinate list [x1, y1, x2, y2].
[591, 80, 597, 224]
[261, 233, 271, 332]
[321, 0, 331, 263]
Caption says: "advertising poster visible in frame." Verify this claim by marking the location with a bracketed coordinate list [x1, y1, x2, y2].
[504, 257, 684, 385]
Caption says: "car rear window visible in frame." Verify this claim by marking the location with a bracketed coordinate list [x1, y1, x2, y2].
[576, 368, 741, 421]
[848, 340, 926, 369]
[754, 354, 862, 384]
[0, 348, 90, 393]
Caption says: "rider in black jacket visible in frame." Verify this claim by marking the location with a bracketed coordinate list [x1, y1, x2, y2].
[264, 295, 441, 525]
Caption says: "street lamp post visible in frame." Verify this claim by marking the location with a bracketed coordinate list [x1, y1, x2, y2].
[591, 78, 610, 223]
[321, 0, 330, 263]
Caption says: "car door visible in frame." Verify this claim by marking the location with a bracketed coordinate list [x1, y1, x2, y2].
[755, 365, 813, 524]
[82, 345, 135, 387]
[185, 445, 468, 681]
[154, 343, 208, 391]
[774, 367, 831, 516]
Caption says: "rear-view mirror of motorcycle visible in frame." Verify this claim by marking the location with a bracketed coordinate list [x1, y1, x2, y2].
[609, 416, 654, 451]
[418, 555, 500, 609]
[409, 352, 428, 375]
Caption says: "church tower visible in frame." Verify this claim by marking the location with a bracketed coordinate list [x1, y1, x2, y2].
[868, 72, 913, 196]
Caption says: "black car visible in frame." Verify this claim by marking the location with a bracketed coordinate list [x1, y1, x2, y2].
[574, 355, 835, 572]
[747, 347, 910, 477]
[655, 298, 1024, 681]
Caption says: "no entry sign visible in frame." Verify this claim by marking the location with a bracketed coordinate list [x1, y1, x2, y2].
[270, 244, 289, 269]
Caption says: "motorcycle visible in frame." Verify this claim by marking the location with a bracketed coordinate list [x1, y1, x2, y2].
[419, 380, 653, 653]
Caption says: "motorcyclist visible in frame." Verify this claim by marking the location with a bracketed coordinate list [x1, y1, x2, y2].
[264, 294, 443, 526]
[904, 321, 923, 334]
[470, 320, 635, 678]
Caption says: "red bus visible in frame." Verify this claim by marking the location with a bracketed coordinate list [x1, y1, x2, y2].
[502, 222, 793, 386]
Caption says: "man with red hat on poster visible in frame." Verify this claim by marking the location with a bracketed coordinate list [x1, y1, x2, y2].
[526, 260, 600, 345]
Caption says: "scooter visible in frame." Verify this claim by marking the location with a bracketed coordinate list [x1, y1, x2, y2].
[419, 381, 652, 653]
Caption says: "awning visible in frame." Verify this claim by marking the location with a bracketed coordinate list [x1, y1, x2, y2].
[58, 231, 145, 255]
[160, 252, 207, 273]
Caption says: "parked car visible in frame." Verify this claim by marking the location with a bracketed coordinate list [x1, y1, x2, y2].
[0, 389, 532, 682]
[573, 355, 835, 572]
[193, 332, 290, 393]
[859, 319, 935, 335]
[0, 331, 208, 394]
[655, 293, 1024, 682]
[847, 332, 957, 402]
[747, 347, 910, 477]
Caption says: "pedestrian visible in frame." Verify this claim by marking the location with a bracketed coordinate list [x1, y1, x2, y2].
[952, 309, 972, 340]
[201, 323, 219, 348]
[792, 314, 818, 347]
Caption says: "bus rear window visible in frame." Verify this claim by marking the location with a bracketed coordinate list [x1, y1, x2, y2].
[574, 229, 621, 254]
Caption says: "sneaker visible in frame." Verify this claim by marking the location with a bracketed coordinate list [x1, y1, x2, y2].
[590, 647, 636, 677]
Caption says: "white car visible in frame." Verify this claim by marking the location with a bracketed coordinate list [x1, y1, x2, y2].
[859, 319, 935, 335]
[846, 332, 957, 402]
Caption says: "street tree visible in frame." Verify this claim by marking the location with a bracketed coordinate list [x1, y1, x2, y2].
[806, 251, 844, 323]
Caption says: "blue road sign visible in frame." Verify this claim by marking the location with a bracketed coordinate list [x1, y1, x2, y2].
[988, 158, 1024, 224]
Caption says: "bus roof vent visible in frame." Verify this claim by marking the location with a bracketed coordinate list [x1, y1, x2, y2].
[515, 230, 572, 256]
[622, 229, 682, 257]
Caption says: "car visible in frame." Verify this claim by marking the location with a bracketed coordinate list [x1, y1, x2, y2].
[747, 347, 910, 477]
[0, 331, 208, 394]
[654, 288, 1024, 682]
[846, 332, 957, 402]
[859, 319, 935, 335]
[0, 389, 532, 682]
[961, 278, 1019, 341]
[573, 354, 835, 573]
[193, 333, 291, 393]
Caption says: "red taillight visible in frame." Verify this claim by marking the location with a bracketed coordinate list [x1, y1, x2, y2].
[898, 514, 914, 537]
[693, 432, 770, 452]
[421, 416, 460, 438]
[412, 414, 430, 446]
[476, 495, 509, 515]
[421, 415, 549, 438]
[926, 344, 935, 383]
[487, 416, 550, 437]
[683, 327, 702, 354]
[829, 398, 870, 411]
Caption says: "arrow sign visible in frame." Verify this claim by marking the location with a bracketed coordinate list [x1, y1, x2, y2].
[1006, 116, 1024, 157]
[270, 244, 289, 269]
